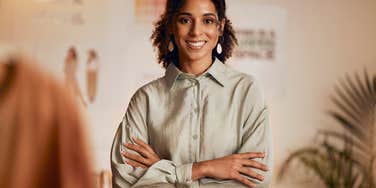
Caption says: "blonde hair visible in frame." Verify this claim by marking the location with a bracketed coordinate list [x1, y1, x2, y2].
[0, 55, 95, 188]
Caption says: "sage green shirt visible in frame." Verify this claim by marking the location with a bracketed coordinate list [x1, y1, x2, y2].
[111, 59, 272, 188]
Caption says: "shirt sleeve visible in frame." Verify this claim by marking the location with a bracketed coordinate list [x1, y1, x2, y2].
[110, 90, 194, 188]
[201, 79, 273, 188]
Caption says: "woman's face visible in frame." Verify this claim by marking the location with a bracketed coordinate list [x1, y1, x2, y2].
[172, 0, 223, 63]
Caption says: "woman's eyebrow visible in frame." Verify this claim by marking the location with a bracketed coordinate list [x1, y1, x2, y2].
[176, 12, 192, 17]
[176, 12, 217, 17]
[203, 13, 217, 17]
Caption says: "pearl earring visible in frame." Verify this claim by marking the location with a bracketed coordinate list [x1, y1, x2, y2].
[168, 41, 174, 52]
[216, 43, 222, 54]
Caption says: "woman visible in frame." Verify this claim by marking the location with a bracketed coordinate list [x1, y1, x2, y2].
[0, 55, 95, 188]
[111, 0, 272, 187]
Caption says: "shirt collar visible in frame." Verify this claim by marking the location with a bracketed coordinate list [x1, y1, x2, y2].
[206, 58, 227, 87]
[165, 62, 182, 90]
[165, 58, 227, 90]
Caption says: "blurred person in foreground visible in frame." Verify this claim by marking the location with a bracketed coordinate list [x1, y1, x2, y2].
[0, 54, 95, 188]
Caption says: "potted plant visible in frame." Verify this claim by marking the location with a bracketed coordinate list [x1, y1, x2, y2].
[278, 71, 376, 188]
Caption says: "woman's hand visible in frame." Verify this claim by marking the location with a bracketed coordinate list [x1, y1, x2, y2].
[193, 152, 268, 188]
[122, 137, 160, 169]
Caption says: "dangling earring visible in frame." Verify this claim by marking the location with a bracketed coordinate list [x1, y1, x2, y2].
[168, 40, 174, 52]
[216, 43, 222, 54]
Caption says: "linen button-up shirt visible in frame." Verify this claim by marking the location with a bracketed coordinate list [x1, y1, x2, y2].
[111, 59, 272, 188]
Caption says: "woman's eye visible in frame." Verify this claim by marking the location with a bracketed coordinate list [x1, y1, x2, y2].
[203, 18, 215, 24]
[179, 18, 191, 24]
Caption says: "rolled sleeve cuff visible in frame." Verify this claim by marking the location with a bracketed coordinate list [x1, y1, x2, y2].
[176, 163, 193, 185]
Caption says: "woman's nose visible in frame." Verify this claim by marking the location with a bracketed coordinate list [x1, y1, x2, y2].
[189, 21, 203, 36]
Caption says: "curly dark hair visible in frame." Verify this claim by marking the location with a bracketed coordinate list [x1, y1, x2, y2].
[151, 0, 238, 68]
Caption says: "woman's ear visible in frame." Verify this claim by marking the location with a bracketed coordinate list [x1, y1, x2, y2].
[219, 18, 225, 36]
[167, 20, 175, 35]
[168, 27, 173, 35]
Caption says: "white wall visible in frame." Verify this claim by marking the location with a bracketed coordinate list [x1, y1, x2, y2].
[1, 0, 375, 187]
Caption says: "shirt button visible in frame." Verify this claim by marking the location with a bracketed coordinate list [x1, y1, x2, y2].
[193, 135, 198, 140]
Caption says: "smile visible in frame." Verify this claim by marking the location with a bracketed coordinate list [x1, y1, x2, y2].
[186, 40, 207, 50]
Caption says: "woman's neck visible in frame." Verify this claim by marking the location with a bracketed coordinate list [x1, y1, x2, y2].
[178, 56, 213, 76]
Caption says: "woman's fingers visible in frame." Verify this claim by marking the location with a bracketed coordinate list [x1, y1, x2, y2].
[234, 173, 256, 188]
[133, 137, 155, 154]
[124, 143, 150, 158]
[238, 167, 264, 182]
[122, 139, 161, 168]
[125, 159, 147, 169]
[122, 151, 149, 166]
[241, 152, 266, 159]
[242, 159, 268, 171]
[132, 138, 160, 159]
[237, 152, 268, 171]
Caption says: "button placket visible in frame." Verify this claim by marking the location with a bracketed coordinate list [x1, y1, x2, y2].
[193, 79, 201, 162]
[188, 79, 196, 162]
[187, 78, 197, 162]
[185, 78, 196, 163]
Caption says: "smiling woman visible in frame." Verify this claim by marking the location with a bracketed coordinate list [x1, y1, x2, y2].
[151, 0, 237, 69]
[110, 0, 272, 188]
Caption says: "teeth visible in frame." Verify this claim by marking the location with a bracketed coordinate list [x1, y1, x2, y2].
[187, 41, 206, 47]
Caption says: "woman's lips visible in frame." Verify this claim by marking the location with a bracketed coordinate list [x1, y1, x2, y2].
[186, 40, 207, 50]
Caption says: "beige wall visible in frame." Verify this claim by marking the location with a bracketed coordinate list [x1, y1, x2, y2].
[1, 0, 375, 187]
[255, 0, 376, 187]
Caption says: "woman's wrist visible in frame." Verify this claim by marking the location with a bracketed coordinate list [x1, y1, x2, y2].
[192, 161, 211, 181]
